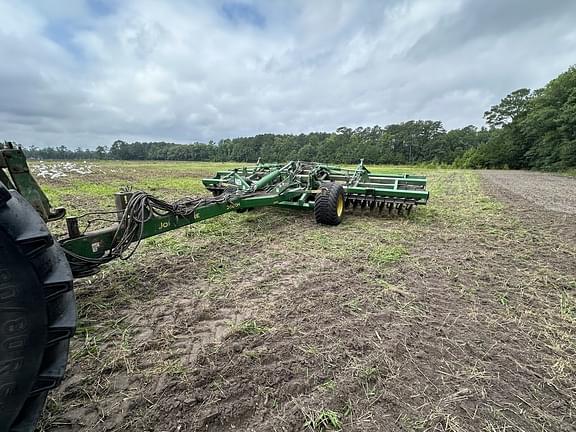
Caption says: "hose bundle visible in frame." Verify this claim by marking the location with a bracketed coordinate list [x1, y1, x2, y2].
[63, 188, 246, 274]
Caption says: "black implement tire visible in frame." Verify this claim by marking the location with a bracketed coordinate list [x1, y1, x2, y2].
[0, 188, 76, 432]
[314, 182, 345, 226]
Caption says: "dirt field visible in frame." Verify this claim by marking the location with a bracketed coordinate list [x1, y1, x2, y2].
[34, 162, 575, 432]
[481, 170, 576, 215]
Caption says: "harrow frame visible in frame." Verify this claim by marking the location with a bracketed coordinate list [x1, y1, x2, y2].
[202, 160, 428, 212]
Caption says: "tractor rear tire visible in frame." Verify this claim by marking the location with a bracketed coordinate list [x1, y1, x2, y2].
[314, 182, 345, 226]
[0, 188, 76, 432]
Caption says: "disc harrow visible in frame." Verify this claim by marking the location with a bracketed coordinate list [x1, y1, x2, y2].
[201, 159, 428, 217]
[345, 195, 416, 215]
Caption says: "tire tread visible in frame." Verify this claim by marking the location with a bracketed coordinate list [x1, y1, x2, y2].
[314, 182, 345, 226]
[0, 191, 75, 432]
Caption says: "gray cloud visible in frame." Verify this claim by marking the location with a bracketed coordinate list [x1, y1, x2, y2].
[407, 0, 576, 60]
[0, 0, 575, 148]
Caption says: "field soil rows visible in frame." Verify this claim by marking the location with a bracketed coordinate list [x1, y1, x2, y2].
[35, 164, 575, 432]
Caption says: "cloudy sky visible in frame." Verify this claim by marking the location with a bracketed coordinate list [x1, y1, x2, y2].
[1, 0, 575, 148]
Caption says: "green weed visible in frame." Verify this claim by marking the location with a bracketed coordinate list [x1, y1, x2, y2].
[304, 409, 342, 431]
[341, 298, 363, 313]
[233, 320, 269, 336]
[358, 366, 379, 382]
[497, 292, 509, 306]
[560, 291, 575, 319]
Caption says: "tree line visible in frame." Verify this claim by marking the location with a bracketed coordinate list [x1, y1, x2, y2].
[24, 66, 576, 170]
[23, 123, 490, 166]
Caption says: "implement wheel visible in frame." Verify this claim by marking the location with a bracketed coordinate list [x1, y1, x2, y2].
[314, 182, 345, 226]
[0, 187, 76, 432]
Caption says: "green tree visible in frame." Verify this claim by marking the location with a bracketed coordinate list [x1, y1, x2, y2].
[484, 88, 533, 128]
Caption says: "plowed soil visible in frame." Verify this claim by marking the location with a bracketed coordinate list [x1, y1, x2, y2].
[481, 170, 576, 215]
[37, 165, 575, 432]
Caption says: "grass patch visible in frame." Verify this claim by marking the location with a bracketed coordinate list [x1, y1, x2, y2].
[147, 359, 188, 376]
[369, 244, 408, 265]
[341, 298, 363, 313]
[304, 409, 342, 431]
[560, 290, 575, 319]
[144, 232, 191, 256]
[233, 320, 270, 336]
[497, 292, 509, 306]
[358, 366, 379, 382]
[318, 380, 336, 391]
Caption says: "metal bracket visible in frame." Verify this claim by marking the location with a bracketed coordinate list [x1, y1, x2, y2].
[114, 191, 134, 221]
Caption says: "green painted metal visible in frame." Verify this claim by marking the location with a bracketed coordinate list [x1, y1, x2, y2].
[344, 186, 427, 202]
[0, 148, 428, 275]
[252, 168, 283, 190]
[60, 188, 305, 262]
[202, 160, 429, 204]
[0, 144, 65, 221]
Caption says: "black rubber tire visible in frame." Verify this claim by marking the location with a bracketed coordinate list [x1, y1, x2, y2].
[0, 187, 76, 432]
[314, 182, 345, 226]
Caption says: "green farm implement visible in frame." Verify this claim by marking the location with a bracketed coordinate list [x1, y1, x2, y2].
[0, 142, 428, 431]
